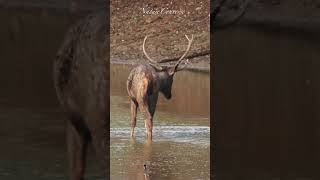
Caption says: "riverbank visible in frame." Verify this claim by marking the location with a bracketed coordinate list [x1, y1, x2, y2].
[110, 55, 210, 73]
[2, 0, 320, 72]
[110, 0, 210, 72]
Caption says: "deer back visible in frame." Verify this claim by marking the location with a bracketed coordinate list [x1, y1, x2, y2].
[54, 11, 108, 116]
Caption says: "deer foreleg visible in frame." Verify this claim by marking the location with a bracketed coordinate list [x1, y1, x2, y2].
[66, 119, 89, 180]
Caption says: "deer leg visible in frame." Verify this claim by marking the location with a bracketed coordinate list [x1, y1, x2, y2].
[145, 111, 153, 140]
[66, 119, 89, 180]
[145, 95, 158, 139]
[130, 100, 138, 137]
[139, 102, 153, 140]
[148, 95, 158, 117]
[91, 126, 109, 178]
[85, 112, 109, 178]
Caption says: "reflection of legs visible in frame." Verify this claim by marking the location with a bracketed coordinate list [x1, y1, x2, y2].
[67, 120, 89, 180]
[143, 140, 152, 180]
[130, 100, 138, 137]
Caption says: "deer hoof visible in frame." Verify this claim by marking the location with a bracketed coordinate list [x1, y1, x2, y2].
[146, 131, 152, 140]
[130, 128, 135, 137]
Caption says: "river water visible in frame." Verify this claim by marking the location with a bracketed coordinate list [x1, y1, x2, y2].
[110, 64, 210, 180]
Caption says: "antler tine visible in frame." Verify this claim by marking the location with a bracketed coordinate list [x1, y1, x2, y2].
[142, 35, 164, 71]
[173, 34, 194, 72]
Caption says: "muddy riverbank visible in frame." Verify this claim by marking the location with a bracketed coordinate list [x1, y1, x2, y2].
[2, 0, 320, 72]
[110, 0, 210, 71]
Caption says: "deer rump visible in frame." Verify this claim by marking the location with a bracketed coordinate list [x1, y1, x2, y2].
[53, 11, 108, 180]
[127, 64, 156, 103]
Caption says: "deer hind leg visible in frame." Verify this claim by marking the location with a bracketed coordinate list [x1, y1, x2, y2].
[138, 99, 153, 140]
[67, 117, 91, 180]
[148, 95, 158, 117]
[130, 100, 138, 137]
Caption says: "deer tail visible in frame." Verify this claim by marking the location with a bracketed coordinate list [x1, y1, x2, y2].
[146, 79, 153, 96]
[126, 72, 134, 97]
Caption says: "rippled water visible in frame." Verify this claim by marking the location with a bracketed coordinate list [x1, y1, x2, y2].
[110, 64, 210, 180]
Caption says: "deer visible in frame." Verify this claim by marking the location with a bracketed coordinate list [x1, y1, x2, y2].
[126, 34, 194, 140]
[53, 11, 108, 180]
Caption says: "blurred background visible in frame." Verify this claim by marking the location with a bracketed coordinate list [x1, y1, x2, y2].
[214, 0, 320, 179]
[0, 1, 105, 179]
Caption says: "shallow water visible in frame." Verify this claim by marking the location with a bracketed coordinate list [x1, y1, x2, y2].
[110, 64, 210, 180]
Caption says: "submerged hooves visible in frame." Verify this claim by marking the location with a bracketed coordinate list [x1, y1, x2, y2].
[130, 127, 136, 138]
[146, 131, 153, 140]
[129, 128, 153, 140]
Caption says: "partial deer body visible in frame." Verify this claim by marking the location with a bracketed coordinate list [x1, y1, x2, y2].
[127, 35, 193, 139]
[53, 11, 108, 180]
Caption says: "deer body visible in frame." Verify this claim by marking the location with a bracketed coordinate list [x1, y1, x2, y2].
[53, 11, 108, 180]
[127, 35, 193, 139]
[127, 64, 174, 138]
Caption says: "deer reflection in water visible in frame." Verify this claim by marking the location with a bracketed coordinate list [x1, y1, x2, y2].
[126, 139, 153, 180]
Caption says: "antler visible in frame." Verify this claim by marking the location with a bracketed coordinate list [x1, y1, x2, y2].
[142, 35, 165, 71]
[172, 34, 194, 73]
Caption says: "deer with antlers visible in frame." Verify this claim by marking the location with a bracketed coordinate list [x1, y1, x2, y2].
[126, 34, 194, 139]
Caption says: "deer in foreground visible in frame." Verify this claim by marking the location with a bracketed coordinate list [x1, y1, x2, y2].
[126, 34, 194, 139]
[53, 11, 108, 180]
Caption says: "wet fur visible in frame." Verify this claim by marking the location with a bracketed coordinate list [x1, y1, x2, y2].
[127, 64, 174, 139]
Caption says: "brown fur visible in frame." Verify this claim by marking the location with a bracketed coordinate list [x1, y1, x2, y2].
[127, 64, 174, 139]
[53, 11, 108, 180]
[127, 34, 194, 140]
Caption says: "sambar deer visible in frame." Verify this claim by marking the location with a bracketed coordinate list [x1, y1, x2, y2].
[127, 34, 194, 139]
[53, 11, 108, 180]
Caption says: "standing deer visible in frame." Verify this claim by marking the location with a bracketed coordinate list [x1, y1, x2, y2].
[126, 35, 194, 139]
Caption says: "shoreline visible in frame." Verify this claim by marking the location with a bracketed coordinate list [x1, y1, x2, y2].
[110, 60, 210, 73]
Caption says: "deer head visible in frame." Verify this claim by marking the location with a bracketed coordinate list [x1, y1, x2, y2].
[142, 34, 194, 99]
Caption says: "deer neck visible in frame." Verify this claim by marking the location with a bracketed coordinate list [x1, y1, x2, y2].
[157, 71, 170, 91]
